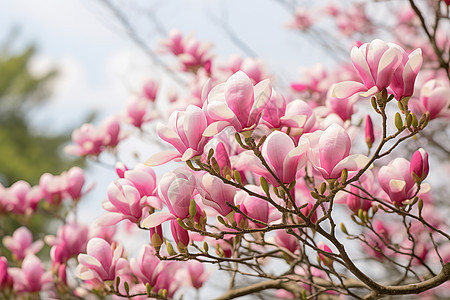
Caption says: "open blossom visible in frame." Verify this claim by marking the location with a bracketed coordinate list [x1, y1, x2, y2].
[378, 157, 416, 205]
[262, 91, 307, 130]
[142, 168, 196, 228]
[196, 172, 236, 216]
[76, 238, 128, 282]
[332, 39, 403, 98]
[146, 105, 210, 166]
[1, 181, 42, 214]
[187, 260, 209, 289]
[8, 254, 53, 293]
[273, 230, 300, 254]
[261, 131, 308, 186]
[389, 47, 423, 100]
[410, 79, 450, 120]
[303, 123, 369, 180]
[3, 227, 43, 261]
[65, 116, 121, 156]
[234, 186, 280, 228]
[46, 223, 89, 265]
[130, 245, 160, 286]
[203, 71, 271, 136]
[142, 79, 159, 102]
[123, 97, 158, 128]
[410, 148, 429, 183]
[97, 179, 148, 226]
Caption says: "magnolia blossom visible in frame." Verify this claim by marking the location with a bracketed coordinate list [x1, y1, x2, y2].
[378, 157, 416, 205]
[273, 230, 300, 254]
[0, 181, 42, 214]
[234, 186, 280, 228]
[187, 261, 209, 289]
[142, 79, 159, 102]
[142, 168, 196, 228]
[170, 219, 190, 249]
[261, 131, 308, 186]
[410, 79, 450, 120]
[410, 148, 429, 183]
[97, 179, 148, 226]
[130, 245, 160, 286]
[146, 105, 210, 165]
[123, 97, 158, 128]
[317, 242, 333, 266]
[76, 238, 128, 282]
[303, 123, 369, 179]
[46, 223, 89, 265]
[262, 91, 307, 130]
[196, 172, 236, 216]
[3, 227, 43, 261]
[365, 114, 375, 149]
[8, 254, 53, 293]
[203, 71, 271, 136]
[65, 117, 121, 156]
[0, 257, 12, 289]
[389, 47, 423, 100]
[332, 39, 403, 98]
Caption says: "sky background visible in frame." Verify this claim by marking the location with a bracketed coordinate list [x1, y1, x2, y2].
[1, 0, 334, 224]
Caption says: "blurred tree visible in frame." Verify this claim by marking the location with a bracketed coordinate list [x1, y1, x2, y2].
[0, 39, 79, 186]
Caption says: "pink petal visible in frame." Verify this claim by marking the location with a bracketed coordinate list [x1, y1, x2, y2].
[141, 212, 177, 228]
[145, 150, 181, 166]
[331, 81, 367, 99]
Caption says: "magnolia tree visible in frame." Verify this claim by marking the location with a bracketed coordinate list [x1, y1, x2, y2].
[1, 0, 450, 299]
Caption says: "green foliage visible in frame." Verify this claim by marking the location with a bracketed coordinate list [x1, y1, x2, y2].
[0, 40, 81, 186]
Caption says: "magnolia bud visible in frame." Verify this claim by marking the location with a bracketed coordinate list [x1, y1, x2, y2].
[410, 148, 429, 183]
[365, 115, 375, 149]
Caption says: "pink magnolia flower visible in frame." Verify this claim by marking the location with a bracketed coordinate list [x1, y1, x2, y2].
[239, 58, 270, 84]
[76, 238, 128, 282]
[97, 179, 148, 226]
[234, 186, 280, 228]
[142, 79, 159, 102]
[115, 162, 128, 178]
[338, 171, 375, 213]
[170, 219, 190, 250]
[8, 254, 52, 293]
[66, 166, 85, 200]
[260, 131, 308, 186]
[332, 39, 403, 98]
[160, 29, 185, 55]
[124, 164, 160, 203]
[317, 242, 333, 266]
[287, 8, 314, 31]
[410, 79, 450, 120]
[152, 261, 182, 298]
[303, 123, 369, 180]
[273, 230, 300, 254]
[283, 99, 316, 136]
[187, 261, 209, 289]
[2, 181, 42, 214]
[46, 223, 89, 264]
[378, 157, 416, 205]
[130, 245, 160, 286]
[365, 114, 375, 149]
[203, 71, 271, 136]
[142, 168, 196, 228]
[146, 105, 210, 166]
[3, 227, 43, 261]
[262, 91, 307, 130]
[123, 97, 158, 128]
[410, 148, 429, 183]
[65, 117, 122, 156]
[178, 38, 213, 73]
[196, 172, 236, 216]
[389, 47, 423, 100]
[326, 86, 358, 121]
[39, 172, 67, 205]
[0, 257, 12, 289]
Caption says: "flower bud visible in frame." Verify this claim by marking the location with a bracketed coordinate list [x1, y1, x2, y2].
[410, 148, 429, 183]
[365, 115, 375, 149]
